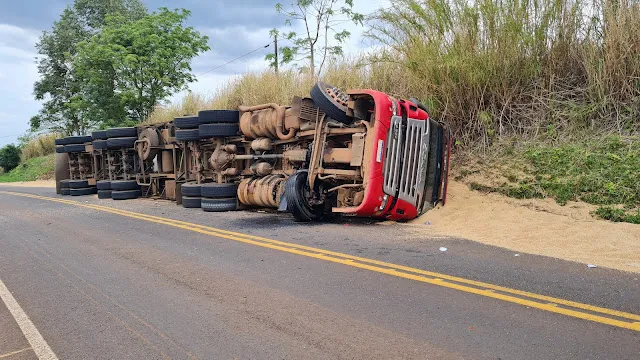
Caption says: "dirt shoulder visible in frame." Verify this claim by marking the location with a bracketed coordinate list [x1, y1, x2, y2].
[407, 181, 640, 273]
[0, 180, 56, 188]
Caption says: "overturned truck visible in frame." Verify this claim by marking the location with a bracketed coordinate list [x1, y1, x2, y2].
[55, 82, 452, 221]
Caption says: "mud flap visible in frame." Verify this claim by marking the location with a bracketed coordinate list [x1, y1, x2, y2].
[55, 152, 70, 194]
[278, 192, 289, 212]
[439, 124, 453, 205]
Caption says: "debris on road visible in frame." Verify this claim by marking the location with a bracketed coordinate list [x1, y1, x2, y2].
[439, 247, 448, 252]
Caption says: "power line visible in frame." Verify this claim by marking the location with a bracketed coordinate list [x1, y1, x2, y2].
[194, 5, 393, 76]
[197, 42, 273, 77]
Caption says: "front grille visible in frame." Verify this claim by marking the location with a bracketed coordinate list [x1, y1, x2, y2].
[383, 116, 431, 208]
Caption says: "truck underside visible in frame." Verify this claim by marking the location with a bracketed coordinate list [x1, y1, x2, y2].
[55, 82, 452, 221]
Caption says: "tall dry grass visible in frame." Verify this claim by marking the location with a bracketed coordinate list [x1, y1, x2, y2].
[368, 0, 640, 147]
[20, 133, 58, 161]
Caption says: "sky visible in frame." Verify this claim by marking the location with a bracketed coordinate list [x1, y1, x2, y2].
[0, 0, 387, 146]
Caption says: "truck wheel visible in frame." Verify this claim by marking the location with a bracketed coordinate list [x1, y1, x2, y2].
[181, 183, 201, 197]
[198, 110, 240, 124]
[64, 144, 87, 153]
[310, 81, 350, 124]
[111, 189, 141, 200]
[69, 179, 89, 189]
[60, 188, 71, 196]
[70, 187, 97, 196]
[201, 183, 238, 198]
[64, 135, 93, 145]
[96, 180, 111, 190]
[107, 137, 137, 149]
[138, 128, 159, 160]
[93, 140, 108, 150]
[175, 129, 200, 141]
[285, 171, 324, 222]
[182, 196, 202, 208]
[111, 180, 139, 191]
[106, 127, 137, 138]
[201, 198, 238, 212]
[198, 123, 239, 138]
[97, 190, 112, 199]
[174, 116, 201, 129]
[55, 146, 65, 153]
[55, 138, 67, 146]
[92, 130, 108, 140]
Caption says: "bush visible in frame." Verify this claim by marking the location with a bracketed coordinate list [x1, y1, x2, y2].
[0, 144, 21, 172]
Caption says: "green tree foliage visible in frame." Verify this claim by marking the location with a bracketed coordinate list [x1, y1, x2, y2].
[271, 0, 363, 76]
[32, 0, 147, 135]
[0, 145, 21, 172]
[74, 8, 210, 124]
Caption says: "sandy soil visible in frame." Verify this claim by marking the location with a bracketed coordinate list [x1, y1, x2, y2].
[0, 180, 56, 188]
[408, 181, 640, 273]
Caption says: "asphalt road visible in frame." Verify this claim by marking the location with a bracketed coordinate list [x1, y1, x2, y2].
[0, 185, 638, 359]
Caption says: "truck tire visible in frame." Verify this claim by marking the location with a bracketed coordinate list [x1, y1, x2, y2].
[97, 190, 112, 199]
[138, 128, 159, 160]
[64, 135, 93, 145]
[92, 130, 108, 140]
[96, 180, 111, 190]
[175, 129, 200, 141]
[111, 180, 139, 191]
[174, 116, 201, 129]
[201, 183, 238, 198]
[310, 81, 350, 124]
[198, 110, 239, 124]
[55, 146, 65, 153]
[69, 179, 89, 189]
[59, 179, 70, 189]
[106, 127, 137, 138]
[60, 188, 71, 196]
[201, 198, 238, 212]
[182, 196, 201, 208]
[64, 144, 86, 153]
[111, 189, 141, 200]
[285, 171, 324, 222]
[93, 140, 108, 150]
[198, 123, 239, 138]
[70, 187, 97, 196]
[107, 137, 137, 149]
[181, 183, 201, 197]
[55, 138, 66, 146]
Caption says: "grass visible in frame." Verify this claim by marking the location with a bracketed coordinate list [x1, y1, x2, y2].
[0, 154, 55, 182]
[368, 0, 640, 147]
[20, 133, 58, 162]
[458, 136, 640, 223]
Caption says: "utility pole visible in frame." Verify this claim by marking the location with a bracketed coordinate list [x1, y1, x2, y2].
[273, 34, 279, 75]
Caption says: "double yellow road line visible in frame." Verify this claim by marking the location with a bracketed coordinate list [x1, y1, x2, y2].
[2, 190, 639, 332]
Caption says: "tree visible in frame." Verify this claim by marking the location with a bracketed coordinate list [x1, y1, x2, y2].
[74, 8, 210, 123]
[0, 145, 21, 172]
[269, 0, 363, 77]
[32, 0, 147, 135]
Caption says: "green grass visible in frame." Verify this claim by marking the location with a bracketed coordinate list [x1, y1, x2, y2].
[459, 136, 640, 224]
[0, 154, 55, 182]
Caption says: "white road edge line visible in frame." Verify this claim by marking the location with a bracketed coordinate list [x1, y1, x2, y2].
[0, 278, 58, 360]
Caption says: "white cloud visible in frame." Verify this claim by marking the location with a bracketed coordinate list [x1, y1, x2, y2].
[0, 23, 41, 146]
